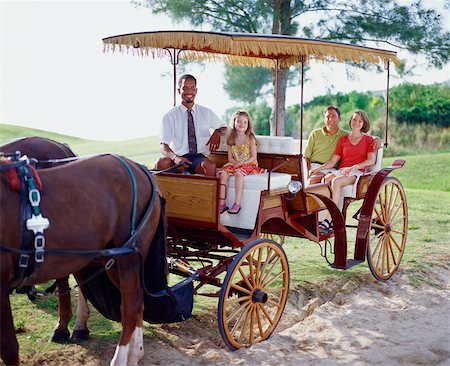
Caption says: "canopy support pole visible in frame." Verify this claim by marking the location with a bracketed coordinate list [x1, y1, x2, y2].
[164, 48, 182, 106]
[299, 55, 306, 154]
[384, 60, 390, 147]
[275, 59, 280, 136]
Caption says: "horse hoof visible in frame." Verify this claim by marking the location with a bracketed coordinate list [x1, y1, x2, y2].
[71, 329, 90, 342]
[50, 329, 70, 343]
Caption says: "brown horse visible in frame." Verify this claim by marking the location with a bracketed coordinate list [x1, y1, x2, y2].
[0, 137, 91, 342]
[0, 154, 163, 365]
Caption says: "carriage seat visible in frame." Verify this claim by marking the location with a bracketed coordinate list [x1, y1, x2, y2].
[220, 172, 292, 230]
[218, 135, 299, 155]
[338, 147, 383, 208]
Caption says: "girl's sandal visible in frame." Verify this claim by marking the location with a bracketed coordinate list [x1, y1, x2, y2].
[228, 203, 241, 214]
[219, 204, 229, 214]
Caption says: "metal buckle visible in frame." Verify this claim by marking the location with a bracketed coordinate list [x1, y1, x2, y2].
[19, 254, 29, 268]
[28, 189, 40, 206]
[34, 235, 45, 263]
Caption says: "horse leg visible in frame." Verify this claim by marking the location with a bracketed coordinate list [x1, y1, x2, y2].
[51, 277, 72, 343]
[72, 288, 90, 341]
[110, 256, 144, 366]
[1, 277, 19, 365]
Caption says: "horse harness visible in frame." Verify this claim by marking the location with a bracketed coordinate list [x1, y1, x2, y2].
[0, 153, 160, 291]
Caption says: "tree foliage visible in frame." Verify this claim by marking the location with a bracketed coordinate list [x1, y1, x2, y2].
[135, 0, 450, 134]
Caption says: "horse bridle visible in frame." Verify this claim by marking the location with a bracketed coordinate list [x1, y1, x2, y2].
[0, 154, 162, 291]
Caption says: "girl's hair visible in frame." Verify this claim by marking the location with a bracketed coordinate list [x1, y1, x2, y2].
[349, 110, 371, 133]
[226, 110, 258, 145]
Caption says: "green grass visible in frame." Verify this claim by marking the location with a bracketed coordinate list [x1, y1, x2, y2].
[2, 123, 450, 363]
[384, 153, 450, 192]
[0, 123, 161, 166]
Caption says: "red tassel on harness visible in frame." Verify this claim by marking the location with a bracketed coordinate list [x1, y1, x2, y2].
[6, 164, 43, 192]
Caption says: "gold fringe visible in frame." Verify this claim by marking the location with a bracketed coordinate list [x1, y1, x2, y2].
[102, 31, 400, 68]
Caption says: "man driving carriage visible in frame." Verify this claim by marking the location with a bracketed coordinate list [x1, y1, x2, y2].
[156, 74, 227, 176]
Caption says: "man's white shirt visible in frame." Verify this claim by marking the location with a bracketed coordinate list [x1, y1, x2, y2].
[160, 104, 225, 156]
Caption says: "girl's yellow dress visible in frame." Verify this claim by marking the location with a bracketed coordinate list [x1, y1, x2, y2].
[221, 139, 266, 175]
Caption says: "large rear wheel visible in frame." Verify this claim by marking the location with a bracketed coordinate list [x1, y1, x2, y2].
[367, 177, 408, 280]
[218, 239, 290, 350]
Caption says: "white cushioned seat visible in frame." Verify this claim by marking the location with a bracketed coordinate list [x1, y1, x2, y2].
[221, 172, 291, 230]
[339, 147, 383, 209]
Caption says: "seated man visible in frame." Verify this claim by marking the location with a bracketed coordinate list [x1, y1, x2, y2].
[304, 105, 381, 184]
[156, 74, 227, 176]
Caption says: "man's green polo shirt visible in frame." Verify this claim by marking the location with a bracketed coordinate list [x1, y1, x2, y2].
[304, 127, 348, 163]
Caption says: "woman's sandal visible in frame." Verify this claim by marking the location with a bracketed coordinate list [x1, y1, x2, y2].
[228, 203, 241, 214]
[219, 204, 229, 214]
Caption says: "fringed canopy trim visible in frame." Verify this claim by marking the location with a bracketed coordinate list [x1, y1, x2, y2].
[102, 30, 400, 68]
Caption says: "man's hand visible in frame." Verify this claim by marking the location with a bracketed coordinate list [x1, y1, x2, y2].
[173, 155, 192, 171]
[206, 130, 221, 152]
[372, 137, 382, 150]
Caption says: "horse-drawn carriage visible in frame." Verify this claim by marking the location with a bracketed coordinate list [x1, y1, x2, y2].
[102, 30, 408, 349]
[1, 30, 407, 365]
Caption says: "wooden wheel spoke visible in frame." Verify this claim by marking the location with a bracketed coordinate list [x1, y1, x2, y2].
[261, 256, 281, 284]
[230, 302, 251, 336]
[385, 236, 391, 273]
[238, 304, 253, 344]
[390, 213, 404, 228]
[374, 235, 385, 270]
[367, 178, 407, 281]
[259, 248, 274, 279]
[370, 230, 384, 244]
[238, 267, 254, 291]
[257, 302, 274, 325]
[226, 295, 251, 305]
[387, 237, 398, 266]
[248, 254, 256, 286]
[390, 234, 403, 252]
[265, 287, 285, 294]
[231, 283, 252, 295]
[227, 298, 251, 323]
[389, 202, 402, 224]
[255, 304, 264, 337]
[374, 205, 386, 226]
[262, 269, 284, 289]
[371, 223, 386, 230]
[267, 299, 282, 308]
[388, 187, 400, 216]
[249, 304, 255, 345]
[255, 247, 263, 287]
[386, 183, 395, 221]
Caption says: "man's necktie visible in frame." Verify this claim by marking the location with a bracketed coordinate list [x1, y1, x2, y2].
[187, 109, 197, 154]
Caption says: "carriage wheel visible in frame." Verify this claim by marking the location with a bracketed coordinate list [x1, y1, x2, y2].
[218, 239, 289, 350]
[260, 233, 285, 245]
[367, 177, 408, 281]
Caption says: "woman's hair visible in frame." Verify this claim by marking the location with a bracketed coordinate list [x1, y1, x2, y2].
[349, 110, 371, 133]
[226, 110, 258, 145]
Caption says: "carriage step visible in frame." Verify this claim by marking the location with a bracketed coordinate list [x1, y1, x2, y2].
[345, 259, 364, 269]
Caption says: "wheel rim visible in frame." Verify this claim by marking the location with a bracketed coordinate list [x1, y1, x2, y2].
[218, 239, 289, 349]
[367, 178, 408, 280]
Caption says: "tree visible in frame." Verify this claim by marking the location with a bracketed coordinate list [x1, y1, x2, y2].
[135, 0, 450, 135]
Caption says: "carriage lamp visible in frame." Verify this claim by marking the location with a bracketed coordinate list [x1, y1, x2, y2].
[288, 180, 302, 194]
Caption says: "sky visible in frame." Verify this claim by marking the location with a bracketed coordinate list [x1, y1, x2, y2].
[1, 0, 449, 141]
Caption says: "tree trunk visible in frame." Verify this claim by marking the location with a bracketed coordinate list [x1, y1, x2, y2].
[270, 0, 291, 136]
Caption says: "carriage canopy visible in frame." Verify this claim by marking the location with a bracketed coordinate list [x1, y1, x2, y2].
[102, 30, 400, 69]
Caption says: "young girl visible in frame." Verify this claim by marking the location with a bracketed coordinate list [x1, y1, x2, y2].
[309, 110, 376, 232]
[218, 110, 265, 214]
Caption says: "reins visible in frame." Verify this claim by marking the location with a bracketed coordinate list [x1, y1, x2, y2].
[0, 155, 160, 289]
